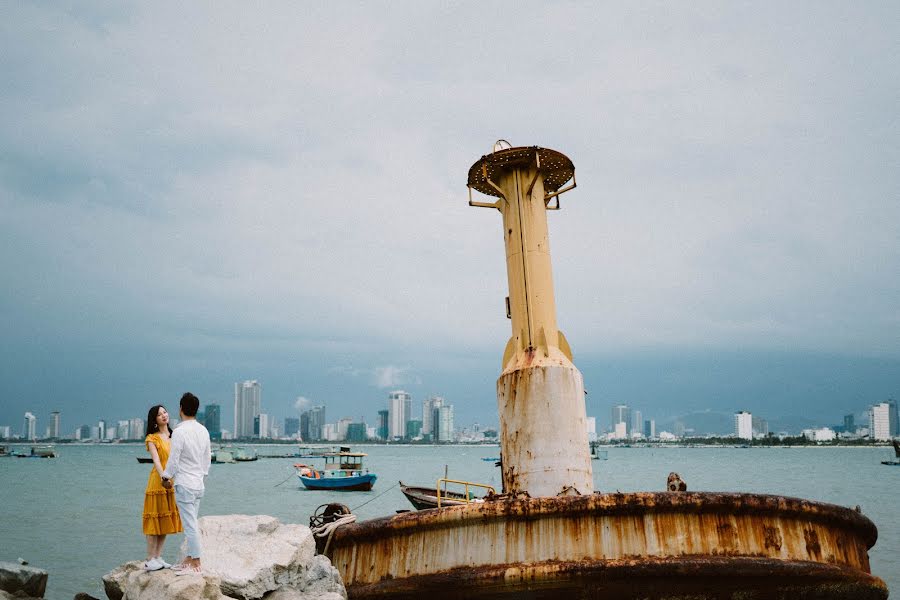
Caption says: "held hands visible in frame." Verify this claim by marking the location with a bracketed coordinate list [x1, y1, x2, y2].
[161, 477, 173, 489]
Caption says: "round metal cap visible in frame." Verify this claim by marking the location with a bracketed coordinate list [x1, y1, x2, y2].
[467, 146, 574, 198]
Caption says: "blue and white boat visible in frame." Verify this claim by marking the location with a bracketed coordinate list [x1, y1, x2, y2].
[296, 447, 377, 491]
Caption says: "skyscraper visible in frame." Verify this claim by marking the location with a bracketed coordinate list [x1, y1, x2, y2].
[734, 411, 753, 440]
[285, 417, 300, 438]
[300, 405, 326, 441]
[234, 380, 261, 439]
[643, 419, 656, 438]
[888, 399, 899, 437]
[422, 396, 444, 439]
[23, 412, 36, 441]
[870, 403, 891, 441]
[205, 403, 222, 439]
[435, 404, 454, 442]
[388, 390, 411, 440]
[377, 409, 389, 440]
[611, 405, 630, 436]
[49, 411, 60, 439]
[631, 410, 643, 438]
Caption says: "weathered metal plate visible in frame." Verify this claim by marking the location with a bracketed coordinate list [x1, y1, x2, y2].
[468, 146, 574, 197]
[327, 492, 887, 600]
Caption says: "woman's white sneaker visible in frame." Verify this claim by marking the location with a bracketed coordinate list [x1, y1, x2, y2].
[143, 558, 164, 571]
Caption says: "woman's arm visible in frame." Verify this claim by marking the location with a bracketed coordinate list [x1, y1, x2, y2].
[148, 442, 165, 478]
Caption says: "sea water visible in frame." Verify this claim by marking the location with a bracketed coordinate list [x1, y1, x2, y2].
[1, 444, 897, 599]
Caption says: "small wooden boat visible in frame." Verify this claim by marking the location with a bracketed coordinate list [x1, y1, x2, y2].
[213, 449, 235, 463]
[881, 440, 900, 466]
[233, 447, 258, 462]
[18, 445, 57, 458]
[296, 447, 376, 491]
[136, 457, 153, 464]
[400, 478, 496, 510]
[400, 482, 470, 510]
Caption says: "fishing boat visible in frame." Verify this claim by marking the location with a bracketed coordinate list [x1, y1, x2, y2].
[400, 478, 496, 510]
[136, 457, 153, 464]
[233, 447, 258, 462]
[296, 447, 376, 491]
[0, 445, 11, 458]
[212, 449, 235, 464]
[590, 441, 608, 460]
[17, 445, 57, 458]
[881, 440, 900, 466]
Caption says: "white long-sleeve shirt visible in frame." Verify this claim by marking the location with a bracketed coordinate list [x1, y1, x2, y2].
[162, 419, 211, 491]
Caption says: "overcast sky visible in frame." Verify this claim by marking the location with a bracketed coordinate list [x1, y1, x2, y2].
[1, 2, 898, 435]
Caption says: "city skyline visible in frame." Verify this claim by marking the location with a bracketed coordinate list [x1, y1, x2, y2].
[1, 5, 898, 434]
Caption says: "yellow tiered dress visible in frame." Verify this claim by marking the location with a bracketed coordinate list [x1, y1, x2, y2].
[142, 433, 183, 535]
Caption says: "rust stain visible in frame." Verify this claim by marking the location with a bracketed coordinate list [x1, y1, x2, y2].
[805, 528, 822, 559]
[763, 525, 783, 552]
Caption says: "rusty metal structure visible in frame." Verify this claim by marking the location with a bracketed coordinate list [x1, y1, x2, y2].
[324, 142, 888, 599]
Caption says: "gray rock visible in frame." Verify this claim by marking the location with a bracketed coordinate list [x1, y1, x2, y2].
[182, 515, 344, 600]
[0, 561, 48, 598]
[102, 516, 346, 600]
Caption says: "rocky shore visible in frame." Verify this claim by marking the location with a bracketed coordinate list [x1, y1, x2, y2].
[2, 515, 346, 600]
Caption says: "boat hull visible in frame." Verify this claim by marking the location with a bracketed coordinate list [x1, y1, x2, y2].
[300, 473, 376, 491]
[400, 484, 468, 510]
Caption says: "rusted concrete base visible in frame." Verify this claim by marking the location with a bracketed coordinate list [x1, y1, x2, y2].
[327, 493, 888, 600]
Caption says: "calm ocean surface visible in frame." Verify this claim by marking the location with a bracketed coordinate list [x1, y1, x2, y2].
[1, 444, 896, 599]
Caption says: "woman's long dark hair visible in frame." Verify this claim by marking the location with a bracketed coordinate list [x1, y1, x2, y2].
[145, 405, 167, 436]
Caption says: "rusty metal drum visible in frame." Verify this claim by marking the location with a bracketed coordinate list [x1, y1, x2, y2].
[327, 492, 887, 600]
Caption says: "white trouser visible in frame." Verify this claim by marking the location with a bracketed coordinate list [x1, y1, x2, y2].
[174, 484, 204, 558]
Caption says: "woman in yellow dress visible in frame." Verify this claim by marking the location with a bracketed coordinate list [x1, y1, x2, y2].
[142, 405, 182, 571]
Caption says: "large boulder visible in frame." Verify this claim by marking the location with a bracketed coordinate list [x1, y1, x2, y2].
[102, 516, 345, 600]
[102, 562, 232, 600]
[0, 561, 47, 598]
[184, 515, 343, 600]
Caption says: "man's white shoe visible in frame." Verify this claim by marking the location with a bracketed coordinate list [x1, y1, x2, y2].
[174, 565, 202, 576]
[143, 558, 164, 571]
[157, 558, 172, 569]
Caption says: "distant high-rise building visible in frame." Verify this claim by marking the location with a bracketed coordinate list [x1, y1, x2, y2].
[234, 380, 261, 439]
[23, 412, 37, 440]
[888, 399, 899, 437]
[631, 410, 643, 437]
[643, 419, 656, 438]
[300, 406, 326, 441]
[117, 420, 130, 440]
[337, 418, 353, 440]
[0, 426, 11, 439]
[422, 396, 444, 439]
[586, 417, 597, 442]
[611, 405, 631, 436]
[734, 411, 753, 440]
[377, 409, 389, 440]
[49, 411, 60, 438]
[752, 415, 768, 438]
[129, 418, 145, 439]
[406, 419, 423, 439]
[346, 422, 368, 442]
[843, 414, 855, 433]
[285, 417, 300, 438]
[78, 424, 92, 440]
[254, 413, 270, 439]
[870, 403, 891, 441]
[388, 391, 411, 440]
[613, 421, 627, 440]
[435, 404, 454, 442]
[205, 404, 222, 439]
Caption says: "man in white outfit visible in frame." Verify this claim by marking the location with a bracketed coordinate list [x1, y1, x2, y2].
[161, 392, 211, 575]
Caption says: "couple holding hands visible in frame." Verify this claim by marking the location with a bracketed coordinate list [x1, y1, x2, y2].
[142, 392, 211, 575]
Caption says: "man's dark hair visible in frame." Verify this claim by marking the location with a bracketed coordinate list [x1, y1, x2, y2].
[180, 392, 200, 417]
